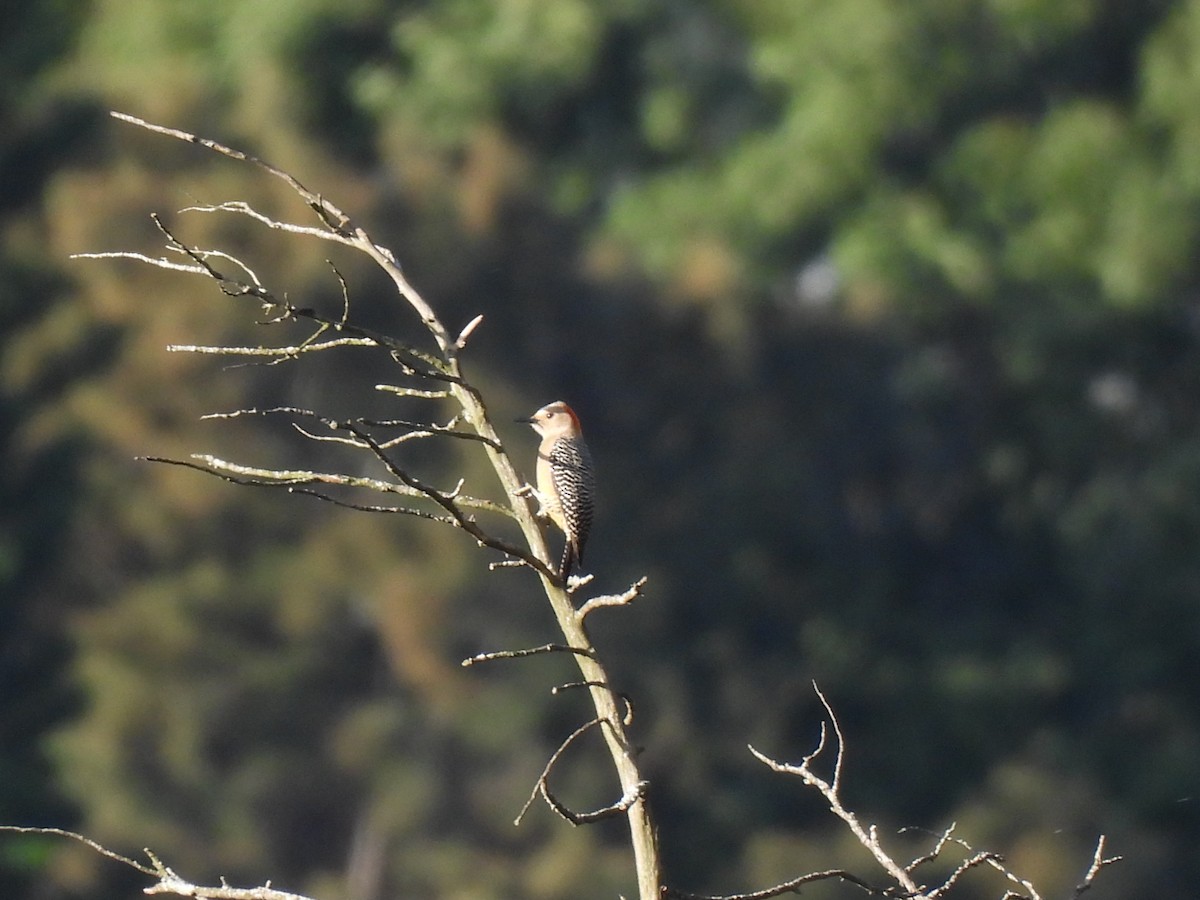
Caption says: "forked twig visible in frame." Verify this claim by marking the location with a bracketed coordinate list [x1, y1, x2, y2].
[1071, 835, 1122, 898]
[113, 112, 354, 235]
[925, 850, 1003, 899]
[748, 684, 919, 895]
[904, 822, 959, 873]
[726, 687, 1121, 900]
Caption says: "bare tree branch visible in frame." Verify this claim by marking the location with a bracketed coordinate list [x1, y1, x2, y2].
[111, 112, 355, 237]
[181, 200, 349, 245]
[375, 385, 450, 400]
[516, 716, 649, 830]
[364, 416, 503, 450]
[77, 112, 1123, 900]
[142, 847, 313, 900]
[904, 822, 959, 873]
[1071, 836, 1122, 898]
[925, 850, 1004, 899]
[661, 869, 878, 900]
[0, 828, 314, 900]
[461, 643, 597, 667]
[578, 576, 650, 622]
[733, 690, 1120, 900]
[167, 337, 376, 357]
[335, 419, 556, 577]
[72, 249, 208, 274]
[71, 109, 670, 900]
[78, 225, 453, 383]
[142, 455, 485, 519]
[515, 717, 605, 826]
[157, 215, 454, 377]
[748, 684, 920, 896]
[542, 774, 649, 827]
[552, 680, 635, 726]
[455, 313, 484, 349]
[202, 406, 503, 451]
[0, 826, 155, 876]
[110, 113, 464, 361]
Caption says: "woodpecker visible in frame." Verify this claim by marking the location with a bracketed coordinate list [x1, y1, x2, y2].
[519, 401, 595, 579]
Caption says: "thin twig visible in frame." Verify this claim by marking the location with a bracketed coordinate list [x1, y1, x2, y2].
[143, 455, 504, 516]
[156, 216, 448, 375]
[111, 112, 457, 354]
[71, 250, 207, 274]
[552, 681, 636, 725]
[904, 823, 958, 873]
[180, 200, 349, 243]
[748, 684, 921, 896]
[328, 259, 351, 327]
[541, 776, 648, 826]
[461, 643, 596, 667]
[375, 385, 450, 400]
[286, 487, 454, 519]
[578, 576, 649, 622]
[0, 826, 155, 875]
[366, 416, 502, 450]
[515, 718, 604, 826]
[290, 422, 372, 447]
[661, 868, 878, 900]
[1071, 836, 1122, 899]
[488, 558, 534, 572]
[933, 832, 1041, 900]
[926, 851, 1003, 899]
[814, 684, 845, 796]
[341, 420, 553, 576]
[203, 406, 502, 451]
[0, 828, 317, 900]
[104, 216, 452, 380]
[168, 337, 377, 356]
[455, 314, 484, 349]
[112, 112, 354, 234]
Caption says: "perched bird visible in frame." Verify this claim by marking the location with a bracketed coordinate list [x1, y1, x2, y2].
[519, 401, 595, 579]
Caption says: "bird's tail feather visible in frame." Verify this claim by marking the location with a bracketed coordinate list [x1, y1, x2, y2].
[560, 541, 579, 580]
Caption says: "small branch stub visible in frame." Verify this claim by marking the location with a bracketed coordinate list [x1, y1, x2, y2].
[578, 576, 649, 621]
[455, 314, 484, 349]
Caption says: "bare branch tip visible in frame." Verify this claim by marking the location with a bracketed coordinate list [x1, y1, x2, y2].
[455, 314, 484, 349]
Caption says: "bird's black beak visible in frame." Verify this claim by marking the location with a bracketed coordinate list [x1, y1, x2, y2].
[515, 416, 534, 423]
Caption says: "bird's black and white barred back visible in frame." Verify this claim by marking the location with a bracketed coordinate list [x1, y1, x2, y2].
[546, 430, 594, 576]
[521, 400, 596, 579]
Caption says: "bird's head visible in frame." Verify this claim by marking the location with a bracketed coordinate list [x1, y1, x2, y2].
[519, 401, 582, 439]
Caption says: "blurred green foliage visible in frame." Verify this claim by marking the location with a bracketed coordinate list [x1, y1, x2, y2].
[3, 0, 1200, 898]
